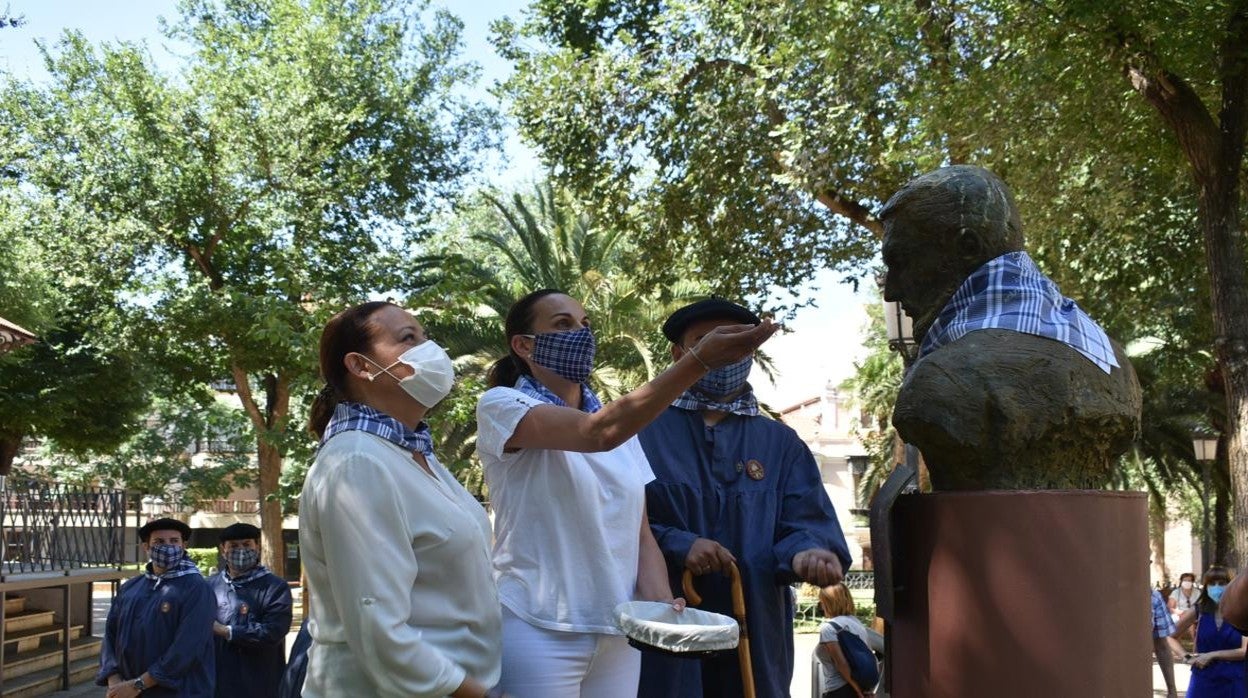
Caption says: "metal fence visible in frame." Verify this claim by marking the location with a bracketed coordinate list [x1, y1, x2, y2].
[0, 479, 128, 576]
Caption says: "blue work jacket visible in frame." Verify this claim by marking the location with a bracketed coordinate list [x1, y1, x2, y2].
[208, 568, 293, 698]
[638, 406, 851, 698]
[96, 571, 217, 697]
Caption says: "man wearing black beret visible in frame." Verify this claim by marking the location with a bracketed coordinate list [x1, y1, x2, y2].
[207, 522, 293, 698]
[637, 298, 852, 698]
[97, 517, 216, 697]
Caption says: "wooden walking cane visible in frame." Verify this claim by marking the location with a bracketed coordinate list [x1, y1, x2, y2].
[682, 561, 756, 698]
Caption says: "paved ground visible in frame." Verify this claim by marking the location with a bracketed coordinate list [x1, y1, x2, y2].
[46, 587, 1195, 696]
[790, 632, 1191, 698]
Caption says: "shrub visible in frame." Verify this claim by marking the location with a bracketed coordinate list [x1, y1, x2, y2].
[185, 547, 220, 576]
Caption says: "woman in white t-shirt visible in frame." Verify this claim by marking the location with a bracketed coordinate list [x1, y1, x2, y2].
[475, 289, 776, 698]
[814, 584, 882, 698]
[1170, 573, 1201, 617]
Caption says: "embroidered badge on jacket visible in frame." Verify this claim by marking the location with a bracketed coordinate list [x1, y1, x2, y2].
[745, 459, 765, 481]
[160, 601, 172, 613]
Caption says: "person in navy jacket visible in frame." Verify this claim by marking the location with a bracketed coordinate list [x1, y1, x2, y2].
[207, 522, 293, 698]
[637, 299, 852, 698]
[97, 517, 216, 697]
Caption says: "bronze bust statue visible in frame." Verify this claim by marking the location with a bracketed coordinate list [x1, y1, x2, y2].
[881, 166, 1141, 490]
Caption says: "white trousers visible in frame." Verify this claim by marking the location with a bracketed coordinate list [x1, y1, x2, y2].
[499, 607, 640, 698]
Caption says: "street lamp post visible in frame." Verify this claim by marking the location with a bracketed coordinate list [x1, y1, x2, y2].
[1192, 434, 1218, 569]
[883, 300, 917, 368]
[871, 300, 920, 634]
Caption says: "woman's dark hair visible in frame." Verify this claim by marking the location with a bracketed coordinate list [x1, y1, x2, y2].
[487, 288, 563, 388]
[1180, 572, 1196, 583]
[309, 301, 395, 438]
[1197, 564, 1232, 615]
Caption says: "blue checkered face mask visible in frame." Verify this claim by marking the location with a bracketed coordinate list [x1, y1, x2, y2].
[148, 543, 184, 569]
[226, 547, 260, 573]
[524, 326, 597, 383]
[691, 354, 753, 398]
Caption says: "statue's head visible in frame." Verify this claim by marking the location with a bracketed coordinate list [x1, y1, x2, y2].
[880, 165, 1025, 341]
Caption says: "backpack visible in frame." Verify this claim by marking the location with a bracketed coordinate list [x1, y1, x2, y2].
[830, 619, 880, 691]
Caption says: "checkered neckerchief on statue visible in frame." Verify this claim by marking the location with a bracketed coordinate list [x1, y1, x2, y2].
[920, 251, 1119, 374]
[321, 401, 434, 455]
[515, 375, 603, 413]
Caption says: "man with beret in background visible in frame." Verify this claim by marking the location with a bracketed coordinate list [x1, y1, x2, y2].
[207, 522, 293, 698]
[637, 298, 852, 698]
[97, 517, 216, 697]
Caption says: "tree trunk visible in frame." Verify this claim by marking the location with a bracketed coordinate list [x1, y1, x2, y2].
[0, 436, 20, 477]
[1126, 3, 1248, 570]
[1215, 467, 1232, 566]
[1199, 175, 1248, 570]
[1149, 493, 1168, 583]
[257, 440, 286, 576]
[230, 365, 292, 577]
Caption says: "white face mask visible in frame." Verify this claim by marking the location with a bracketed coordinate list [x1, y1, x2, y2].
[1181, 580, 1194, 590]
[366, 341, 456, 408]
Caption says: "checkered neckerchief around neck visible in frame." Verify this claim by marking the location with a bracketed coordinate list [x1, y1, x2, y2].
[144, 554, 202, 587]
[672, 385, 760, 417]
[920, 251, 1119, 374]
[223, 565, 272, 589]
[515, 375, 603, 413]
[321, 401, 434, 455]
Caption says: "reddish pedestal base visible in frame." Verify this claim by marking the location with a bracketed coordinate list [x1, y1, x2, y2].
[890, 490, 1150, 698]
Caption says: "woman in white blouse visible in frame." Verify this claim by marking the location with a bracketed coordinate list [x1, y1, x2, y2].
[300, 301, 503, 698]
[476, 289, 776, 698]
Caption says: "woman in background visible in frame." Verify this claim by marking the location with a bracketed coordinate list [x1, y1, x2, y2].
[814, 583, 882, 698]
[1171, 565, 1246, 698]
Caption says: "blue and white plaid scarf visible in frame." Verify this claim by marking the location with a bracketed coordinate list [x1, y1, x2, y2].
[321, 401, 433, 455]
[223, 565, 272, 589]
[144, 553, 202, 587]
[672, 386, 761, 417]
[515, 375, 603, 413]
[920, 251, 1119, 374]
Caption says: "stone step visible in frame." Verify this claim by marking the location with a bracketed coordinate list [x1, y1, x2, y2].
[2, 599, 24, 616]
[0, 656, 97, 698]
[3, 637, 101, 681]
[3, 612, 55, 636]
[0, 624, 83, 654]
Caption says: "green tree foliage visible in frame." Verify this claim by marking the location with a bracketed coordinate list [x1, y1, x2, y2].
[36, 394, 253, 504]
[414, 182, 708, 495]
[0, 0, 499, 573]
[499, 0, 1247, 556]
[0, 195, 153, 475]
[840, 300, 905, 504]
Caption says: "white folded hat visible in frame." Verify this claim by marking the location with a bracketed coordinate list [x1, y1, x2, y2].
[613, 601, 739, 655]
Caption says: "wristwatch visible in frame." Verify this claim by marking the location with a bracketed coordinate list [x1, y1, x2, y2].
[132, 676, 146, 693]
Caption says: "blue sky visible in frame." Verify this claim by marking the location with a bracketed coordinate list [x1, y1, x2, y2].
[0, 0, 873, 407]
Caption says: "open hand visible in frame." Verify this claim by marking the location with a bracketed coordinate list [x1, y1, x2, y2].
[690, 319, 780, 368]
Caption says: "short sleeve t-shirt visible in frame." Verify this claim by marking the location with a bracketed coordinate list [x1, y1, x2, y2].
[1170, 586, 1200, 614]
[476, 386, 656, 634]
[815, 615, 872, 692]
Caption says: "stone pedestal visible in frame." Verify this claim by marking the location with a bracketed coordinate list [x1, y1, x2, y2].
[889, 490, 1149, 697]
